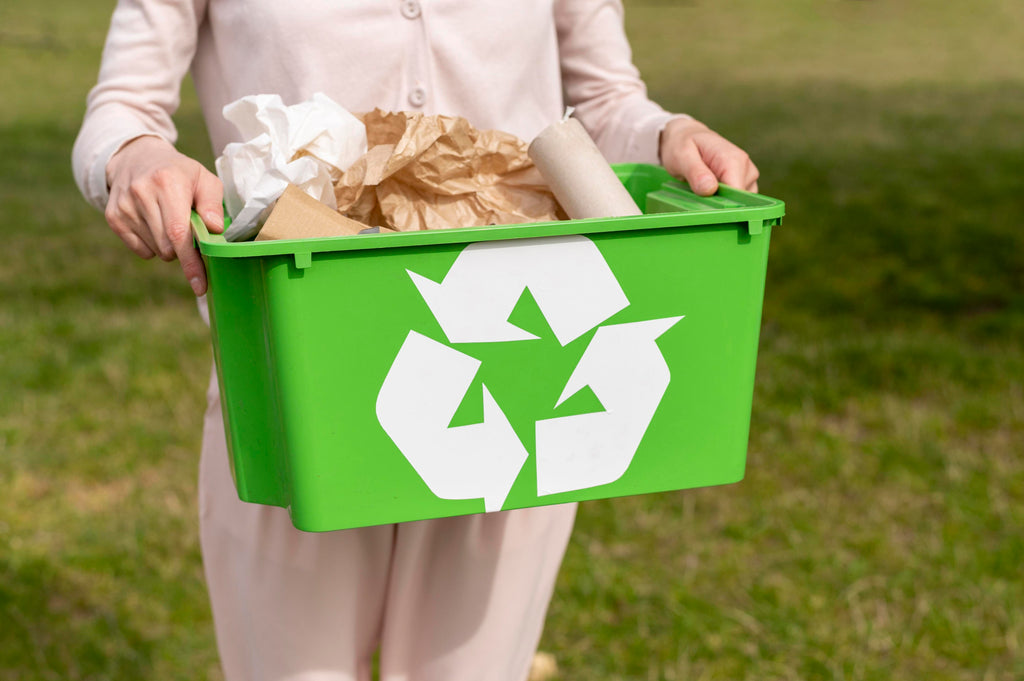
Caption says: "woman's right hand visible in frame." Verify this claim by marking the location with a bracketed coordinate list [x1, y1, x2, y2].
[105, 136, 225, 296]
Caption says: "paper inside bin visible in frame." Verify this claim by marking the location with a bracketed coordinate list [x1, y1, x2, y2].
[216, 93, 368, 242]
[334, 109, 566, 231]
[528, 116, 641, 220]
[255, 184, 373, 241]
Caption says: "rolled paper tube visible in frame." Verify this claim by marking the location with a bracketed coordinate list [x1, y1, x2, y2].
[528, 117, 642, 220]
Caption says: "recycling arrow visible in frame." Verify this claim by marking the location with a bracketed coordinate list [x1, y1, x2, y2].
[408, 235, 629, 346]
[535, 316, 682, 495]
[375, 331, 529, 512]
[377, 234, 683, 513]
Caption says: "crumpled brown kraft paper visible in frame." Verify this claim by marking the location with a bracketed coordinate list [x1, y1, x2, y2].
[333, 109, 566, 231]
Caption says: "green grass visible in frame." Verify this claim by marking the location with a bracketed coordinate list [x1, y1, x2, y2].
[1, 1, 1022, 679]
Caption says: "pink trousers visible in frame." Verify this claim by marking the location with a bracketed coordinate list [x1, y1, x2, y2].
[198, 369, 577, 681]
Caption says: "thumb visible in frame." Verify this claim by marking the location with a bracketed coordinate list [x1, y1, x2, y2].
[664, 140, 719, 197]
[194, 167, 225, 234]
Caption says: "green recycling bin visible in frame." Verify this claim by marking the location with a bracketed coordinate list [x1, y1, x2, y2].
[191, 163, 785, 532]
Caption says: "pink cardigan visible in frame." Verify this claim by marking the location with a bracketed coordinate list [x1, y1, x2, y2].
[73, 0, 683, 210]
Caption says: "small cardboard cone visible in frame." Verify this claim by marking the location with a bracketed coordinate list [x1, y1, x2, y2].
[256, 184, 370, 241]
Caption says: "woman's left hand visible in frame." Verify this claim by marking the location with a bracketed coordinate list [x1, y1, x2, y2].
[660, 117, 759, 196]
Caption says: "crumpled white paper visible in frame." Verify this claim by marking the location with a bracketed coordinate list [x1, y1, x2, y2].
[215, 92, 367, 242]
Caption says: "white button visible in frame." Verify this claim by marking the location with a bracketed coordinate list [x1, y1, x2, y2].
[408, 87, 426, 108]
[400, 0, 421, 19]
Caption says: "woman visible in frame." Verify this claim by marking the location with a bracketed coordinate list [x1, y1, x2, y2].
[73, 2, 758, 679]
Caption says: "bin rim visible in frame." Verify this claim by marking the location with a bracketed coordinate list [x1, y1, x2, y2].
[191, 163, 785, 260]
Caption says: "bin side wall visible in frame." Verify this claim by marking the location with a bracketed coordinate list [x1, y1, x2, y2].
[239, 223, 771, 531]
[205, 255, 291, 508]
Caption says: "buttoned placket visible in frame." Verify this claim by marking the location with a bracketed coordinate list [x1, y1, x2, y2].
[399, 0, 430, 111]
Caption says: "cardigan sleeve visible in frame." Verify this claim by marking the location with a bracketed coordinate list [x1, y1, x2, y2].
[72, 0, 208, 210]
[554, 0, 689, 164]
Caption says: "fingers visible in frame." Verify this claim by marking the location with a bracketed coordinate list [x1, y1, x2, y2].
[176, 168, 225, 295]
[660, 117, 762, 196]
[663, 138, 719, 196]
[133, 175, 177, 261]
[698, 135, 758, 195]
[713, 150, 760, 194]
[105, 187, 157, 259]
[159, 183, 208, 297]
[194, 168, 225, 234]
[104, 139, 220, 296]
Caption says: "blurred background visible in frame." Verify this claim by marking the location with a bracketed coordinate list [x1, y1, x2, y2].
[1, 1, 1021, 679]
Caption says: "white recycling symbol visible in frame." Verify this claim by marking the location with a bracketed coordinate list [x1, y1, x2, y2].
[376, 235, 682, 512]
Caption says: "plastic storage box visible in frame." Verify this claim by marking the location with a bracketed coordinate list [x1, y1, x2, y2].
[191, 164, 784, 532]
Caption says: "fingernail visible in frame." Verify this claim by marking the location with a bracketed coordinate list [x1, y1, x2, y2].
[190, 278, 203, 296]
[205, 211, 224, 229]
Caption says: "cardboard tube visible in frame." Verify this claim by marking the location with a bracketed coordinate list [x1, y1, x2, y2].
[528, 117, 642, 220]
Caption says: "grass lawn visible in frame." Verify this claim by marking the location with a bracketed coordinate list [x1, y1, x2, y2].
[1, 1, 1022, 679]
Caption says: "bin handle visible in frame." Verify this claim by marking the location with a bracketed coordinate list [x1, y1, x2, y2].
[189, 210, 211, 245]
